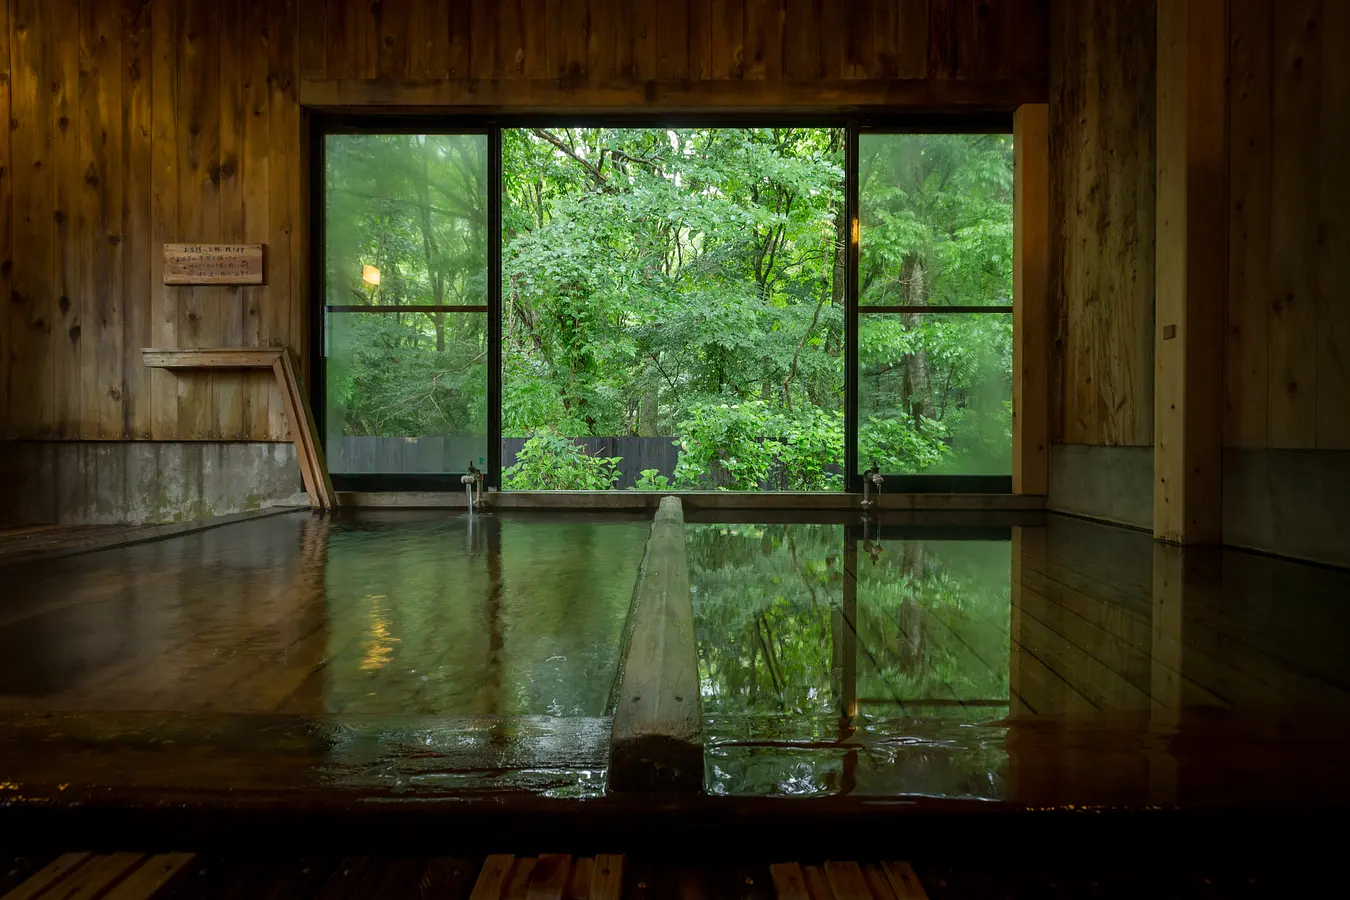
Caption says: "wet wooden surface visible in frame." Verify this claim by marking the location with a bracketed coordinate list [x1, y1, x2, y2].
[0, 511, 1348, 851]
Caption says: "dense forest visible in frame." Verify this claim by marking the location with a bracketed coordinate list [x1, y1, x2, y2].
[323, 128, 1013, 488]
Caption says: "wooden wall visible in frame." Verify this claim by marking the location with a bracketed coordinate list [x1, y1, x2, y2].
[1226, 0, 1350, 451]
[1, 0, 303, 442]
[1047, 0, 1156, 447]
[0, 0, 1049, 443]
[298, 0, 1049, 109]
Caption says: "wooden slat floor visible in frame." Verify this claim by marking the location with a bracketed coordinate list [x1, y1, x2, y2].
[1, 852, 1279, 899]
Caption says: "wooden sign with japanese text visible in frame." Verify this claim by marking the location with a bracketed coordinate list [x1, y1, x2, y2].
[162, 244, 264, 285]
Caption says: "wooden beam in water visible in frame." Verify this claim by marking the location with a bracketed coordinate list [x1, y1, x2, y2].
[609, 495, 703, 792]
[142, 347, 337, 509]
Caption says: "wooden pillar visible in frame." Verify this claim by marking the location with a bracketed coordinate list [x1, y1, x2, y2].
[1154, 0, 1228, 543]
[1013, 104, 1050, 495]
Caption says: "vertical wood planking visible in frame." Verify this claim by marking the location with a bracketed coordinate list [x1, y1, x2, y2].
[842, 0, 872, 79]
[873, 0, 899, 79]
[404, 0, 430, 78]
[1014, 104, 1049, 496]
[376, 0, 409, 79]
[1049, 0, 1155, 447]
[122, 0, 153, 439]
[1154, 0, 1227, 544]
[1226, 0, 1271, 448]
[176, 0, 220, 440]
[1317, 0, 1350, 449]
[657, 1, 689, 81]
[0, 0, 15, 438]
[897, 0, 929, 79]
[447, 0, 470, 79]
[325, 0, 354, 79]
[817, 0, 842, 79]
[710, 0, 743, 80]
[558, 0, 587, 82]
[586, 0, 615, 82]
[355, 0, 379, 78]
[783, 0, 817, 80]
[928, 0, 955, 80]
[241, 0, 272, 438]
[471, 0, 500, 80]
[521, 0, 547, 78]
[11, 1, 46, 435]
[688, 0, 712, 79]
[298, 0, 326, 78]
[629, 0, 656, 81]
[216, 0, 245, 439]
[265, 0, 297, 439]
[149, 0, 180, 438]
[51, 0, 81, 438]
[500, 0, 526, 79]
[83, 0, 126, 440]
[1267, 0, 1320, 448]
[744, 0, 783, 81]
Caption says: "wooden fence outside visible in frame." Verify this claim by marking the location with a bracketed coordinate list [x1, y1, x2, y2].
[333, 436, 680, 489]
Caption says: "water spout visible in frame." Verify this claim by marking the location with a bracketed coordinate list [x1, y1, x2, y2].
[861, 459, 883, 510]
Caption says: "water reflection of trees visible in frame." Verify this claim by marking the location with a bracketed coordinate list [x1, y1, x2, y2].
[690, 523, 1011, 798]
[689, 525, 1010, 713]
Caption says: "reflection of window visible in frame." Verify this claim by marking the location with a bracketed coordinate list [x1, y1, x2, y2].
[854, 539, 1011, 710]
[857, 133, 1014, 478]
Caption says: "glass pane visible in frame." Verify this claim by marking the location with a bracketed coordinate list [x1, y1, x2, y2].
[858, 133, 1013, 307]
[324, 133, 489, 476]
[326, 310, 488, 475]
[858, 312, 1012, 475]
[500, 127, 846, 491]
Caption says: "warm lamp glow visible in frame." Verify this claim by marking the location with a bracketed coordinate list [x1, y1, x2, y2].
[362, 264, 381, 286]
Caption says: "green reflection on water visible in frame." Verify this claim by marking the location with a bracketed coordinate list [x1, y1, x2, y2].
[688, 522, 1012, 798]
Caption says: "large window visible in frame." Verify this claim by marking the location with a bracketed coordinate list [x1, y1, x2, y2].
[322, 132, 490, 484]
[857, 133, 1014, 484]
[501, 127, 846, 492]
[316, 123, 1014, 493]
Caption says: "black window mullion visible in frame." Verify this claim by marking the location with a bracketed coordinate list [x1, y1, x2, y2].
[488, 124, 503, 490]
[845, 121, 860, 494]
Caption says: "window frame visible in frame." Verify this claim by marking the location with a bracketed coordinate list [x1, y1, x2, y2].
[851, 124, 1016, 494]
[309, 113, 1014, 495]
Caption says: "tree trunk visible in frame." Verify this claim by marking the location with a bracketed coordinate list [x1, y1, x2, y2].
[902, 258, 934, 425]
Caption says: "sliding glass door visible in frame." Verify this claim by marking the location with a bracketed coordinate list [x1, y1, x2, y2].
[854, 131, 1015, 491]
[313, 119, 1014, 494]
[321, 131, 491, 488]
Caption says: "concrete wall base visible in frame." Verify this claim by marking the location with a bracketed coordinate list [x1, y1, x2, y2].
[1047, 444, 1153, 531]
[0, 441, 306, 527]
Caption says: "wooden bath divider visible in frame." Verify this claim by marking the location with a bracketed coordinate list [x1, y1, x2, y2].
[608, 495, 704, 792]
[141, 349, 337, 510]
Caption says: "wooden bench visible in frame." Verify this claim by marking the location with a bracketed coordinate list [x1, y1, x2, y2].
[142, 349, 337, 510]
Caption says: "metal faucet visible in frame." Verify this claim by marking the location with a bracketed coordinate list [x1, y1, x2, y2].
[861, 459, 884, 509]
[462, 462, 487, 511]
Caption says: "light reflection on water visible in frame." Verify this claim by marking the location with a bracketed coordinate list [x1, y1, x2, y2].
[0, 512, 649, 719]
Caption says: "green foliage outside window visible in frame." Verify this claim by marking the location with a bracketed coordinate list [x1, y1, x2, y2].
[502, 431, 622, 491]
[324, 128, 1014, 485]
